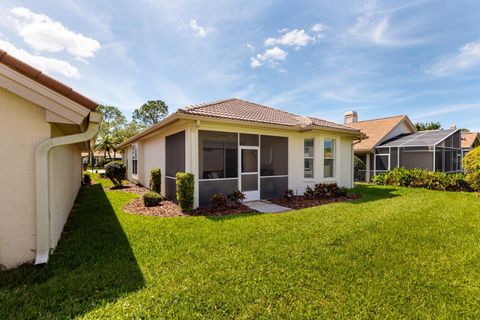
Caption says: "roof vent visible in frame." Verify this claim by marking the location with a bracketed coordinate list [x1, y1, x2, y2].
[344, 111, 358, 124]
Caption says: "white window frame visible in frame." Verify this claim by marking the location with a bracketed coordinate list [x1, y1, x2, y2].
[132, 144, 138, 176]
[304, 138, 315, 179]
[323, 138, 336, 179]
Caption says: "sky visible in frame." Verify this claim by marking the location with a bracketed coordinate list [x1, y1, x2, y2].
[0, 0, 479, 130]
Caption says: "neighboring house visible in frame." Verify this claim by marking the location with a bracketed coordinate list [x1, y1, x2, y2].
[81, 150, 122, 167]
[461, 132, 480, 156]
[118, 98, 363, 207]
[345, 112, 416, 181]
[346, 111, 463, 180]
[0, 49, 101, 269]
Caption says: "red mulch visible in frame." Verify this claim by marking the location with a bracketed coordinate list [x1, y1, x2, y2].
[268, 194, 360, 210]
[104, 181, 253, 217]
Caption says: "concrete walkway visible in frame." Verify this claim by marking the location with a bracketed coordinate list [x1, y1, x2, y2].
[245, 200, 291, 213]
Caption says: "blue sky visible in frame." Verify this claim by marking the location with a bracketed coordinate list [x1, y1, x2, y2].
[1, 0, 479, 130]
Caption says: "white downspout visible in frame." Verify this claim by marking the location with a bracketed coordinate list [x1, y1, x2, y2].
[35, 112, 102, 265]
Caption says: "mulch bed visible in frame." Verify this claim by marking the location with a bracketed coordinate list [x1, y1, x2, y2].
[104, 181, 253, 217]
[268, 194, 360, 210]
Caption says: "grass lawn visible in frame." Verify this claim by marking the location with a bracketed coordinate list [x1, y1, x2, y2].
[2, 177, 480, 319]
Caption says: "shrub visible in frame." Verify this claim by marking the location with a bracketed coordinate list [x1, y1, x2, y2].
[354, 156, 366, 179]
[143, 191, 162, 207]
[227, 189, 246, 206]
[150, 168, 162, 194]
[313, 183, 340, 198]
[464, 147, 480, 191]
[176, 172, 194, 211]
[83, 173, 91, 185]
[211, 193, 228, 209]
[284, 189, 294, 200]
[304, 186, 315, 199]
[373, 167, 473, 192]
[105, 161, 126, 186]
[337, 187, 349, 197]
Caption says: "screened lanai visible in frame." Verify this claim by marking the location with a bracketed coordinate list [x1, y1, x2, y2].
[373, 129, 462, 175]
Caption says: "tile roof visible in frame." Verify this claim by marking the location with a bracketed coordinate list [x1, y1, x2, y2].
[179, 98, 359, 132]
[347, 115, 412, 152]
[0, 48, 97, 111]
[462, 132, 480, 148]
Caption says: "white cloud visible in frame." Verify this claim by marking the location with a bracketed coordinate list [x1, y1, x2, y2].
[190, 19, 209, 37]
[311, 23, 326, 39]
[412, 103, 480, 119]
[426, 42, 480, 76]
[9, 7, 100, 58]
[0, 39, 80, 78]
[265, 29, 314, 47]
[246, 43, 255, 51]
[250, 47, 287, 68]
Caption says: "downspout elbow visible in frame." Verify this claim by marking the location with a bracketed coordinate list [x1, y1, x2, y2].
[35, 112, 101, 265]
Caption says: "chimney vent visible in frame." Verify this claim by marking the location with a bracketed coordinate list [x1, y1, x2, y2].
[344, 111, 358, 124]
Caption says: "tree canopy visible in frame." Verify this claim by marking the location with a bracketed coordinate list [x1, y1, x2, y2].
[415, 121, 442, 131]
[132, 100, 169, 128]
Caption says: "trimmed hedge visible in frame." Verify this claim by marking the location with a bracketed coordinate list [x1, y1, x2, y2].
[105, 161, 126, 186]
[373, 167, 473, 192]
[150, 168, 162, 194]
[464, 146, 480, 191]
[176, 172, 194, 211]
[143, 191, 162, 207]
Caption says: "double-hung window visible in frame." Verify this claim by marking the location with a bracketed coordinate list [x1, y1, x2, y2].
[304, 139, 314, 179]
[324, 138, 335, 178]
[132, 144, 138, 175]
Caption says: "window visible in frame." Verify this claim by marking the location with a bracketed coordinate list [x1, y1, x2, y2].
[199, 130, 238, 179]
[132, 144, 138, 175]
[304, 139, 314, 179]
[324, 138, 335, 178]
[260, 135, 288, 176]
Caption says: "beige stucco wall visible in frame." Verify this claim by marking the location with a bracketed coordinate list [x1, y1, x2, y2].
[123, 118, 355, 208]
[0, 88, 50, 269]
[49, 125, 82, 249]
[0, 88, 84, 269]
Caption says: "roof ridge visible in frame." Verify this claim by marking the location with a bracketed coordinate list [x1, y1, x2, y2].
[352, 114, 406, 123]
[180, 98, 238, 111]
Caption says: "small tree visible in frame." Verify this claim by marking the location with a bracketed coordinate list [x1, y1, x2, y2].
[105, 161, 126, 187]
[132, 100, 169, 128]
[150, 168, 162, 194]
[176, 172, 194, 211]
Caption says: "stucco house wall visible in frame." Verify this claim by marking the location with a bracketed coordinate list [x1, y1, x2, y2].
[0, 88, 50, 268]
[123, 118, 355, 208]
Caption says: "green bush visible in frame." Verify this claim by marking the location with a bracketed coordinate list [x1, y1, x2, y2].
[83, 173, 91, 185]
[304, 186, 315, 199]
[373, 167, 473, 192]
[464, 147, 480, 191]
[227, 189, 246, 205]
[105, 161, 126, 186]
[176, 172, 194, 211]
[150, 168, 162, 194]
[284, 189, 294, 200]
[143, 191, 162, 207]
[354, 156, 366, 179]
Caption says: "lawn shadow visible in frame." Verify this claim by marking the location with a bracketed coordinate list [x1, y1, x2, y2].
[349, 183, 400, 205]
[0, 183, 145, 319]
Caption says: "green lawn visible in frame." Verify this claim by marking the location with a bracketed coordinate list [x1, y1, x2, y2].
[2, 177, 480, 319]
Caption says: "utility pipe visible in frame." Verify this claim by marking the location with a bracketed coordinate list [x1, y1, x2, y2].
[35, 112, 101, 265]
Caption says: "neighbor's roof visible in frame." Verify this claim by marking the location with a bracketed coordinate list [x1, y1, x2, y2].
[348, 115, 415, 152]
[179, 98, 358, 131]
[118, 98, 361, 148]
[0, 48, 97, 111]
[462, 132, 480, 149]
[380, 128, 458, 148]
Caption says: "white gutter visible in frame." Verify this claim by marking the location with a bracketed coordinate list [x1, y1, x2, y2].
[35, 111, 102, 265]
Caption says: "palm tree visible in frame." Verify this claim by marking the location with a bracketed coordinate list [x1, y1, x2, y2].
[95, 135, 114, 160]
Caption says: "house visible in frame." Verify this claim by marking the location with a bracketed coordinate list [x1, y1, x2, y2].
[345, 112, 416, 181]
[81, 150, 123, 167]
[117, 98, 363, 207]
[461, 132, 480, 156]
[0, 49, 101, 269]
[346, 111, 463, 180]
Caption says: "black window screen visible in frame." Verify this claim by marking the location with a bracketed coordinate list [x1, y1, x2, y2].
[165, 131, 186, 177]
[260, 135, 288, 176]
[199, 130, 238, 179]
[240, 134, 259, 146]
